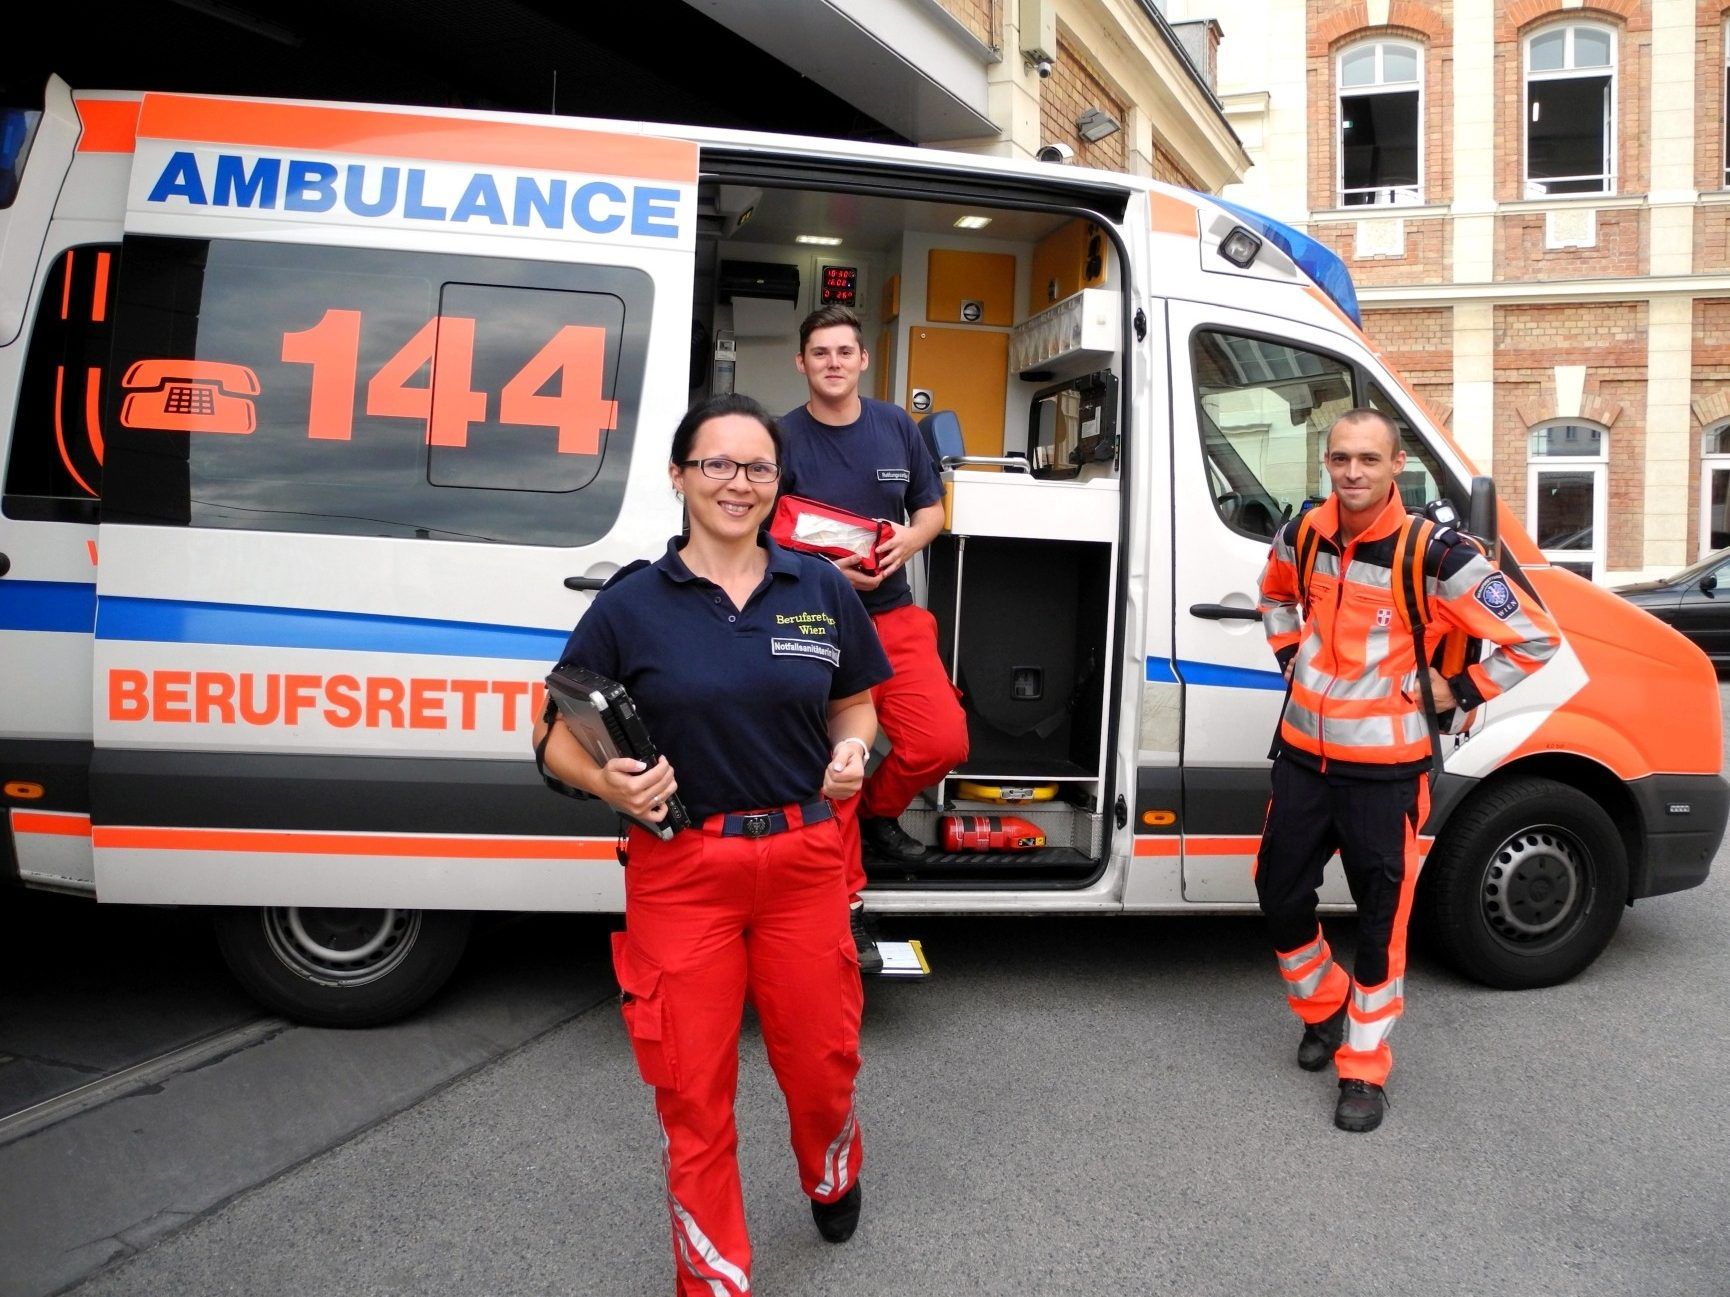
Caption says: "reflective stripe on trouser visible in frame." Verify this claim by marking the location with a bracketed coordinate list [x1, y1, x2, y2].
[613, 818, 864, 1297]
[1255, 756, 1429, 1085]
[1273, 928, 1350, 1025]
[838, 603, 970, 900]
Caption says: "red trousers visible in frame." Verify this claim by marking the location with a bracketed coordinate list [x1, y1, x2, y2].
[838, 603, 971, 898]
[611, 816, 864, 1297]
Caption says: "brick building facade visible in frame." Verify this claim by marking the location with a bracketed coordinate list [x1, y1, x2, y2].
[1174, 0, 1730, 581]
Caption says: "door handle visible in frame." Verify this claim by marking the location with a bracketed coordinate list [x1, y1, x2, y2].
[564, 576, 607, 591]
[1188, 602, 1261, 621]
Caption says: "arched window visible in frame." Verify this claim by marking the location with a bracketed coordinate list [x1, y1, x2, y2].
[1337, 39, 1423, 207]
[1700, 421, 1730, 555]
[1523, 22, 1616, 198]
[1527, 420, 1608, 580]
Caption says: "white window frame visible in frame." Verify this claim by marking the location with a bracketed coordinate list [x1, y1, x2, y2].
[1527, 420, 1608, 582]
[1698, 422, 1730, 557]
[1722, 20, 1729, 189]
[1522, 21, 1617, 199]
[1336, 38, 1425, 207]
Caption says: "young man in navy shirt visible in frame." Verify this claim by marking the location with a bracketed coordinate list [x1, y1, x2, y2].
[780, 305, 970, 971]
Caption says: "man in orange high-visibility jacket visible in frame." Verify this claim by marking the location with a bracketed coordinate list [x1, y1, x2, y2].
[1256, 409, 1559, 1132]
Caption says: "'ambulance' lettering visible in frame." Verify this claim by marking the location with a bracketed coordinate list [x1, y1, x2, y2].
[143, 151, 684, 239]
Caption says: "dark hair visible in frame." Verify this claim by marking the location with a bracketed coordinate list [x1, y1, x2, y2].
[670, 392, 783, 466]
[1328, 407, 1401, 455]
[798, 305, 865, 352]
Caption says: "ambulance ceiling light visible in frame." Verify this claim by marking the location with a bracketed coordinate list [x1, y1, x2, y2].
[1076, 108, 1121, 143]
[1218, 226, 1262, 268]
[796, 234, 843, 245]
[1208, 194, 1364, 327]
[953, 215, 993, 229]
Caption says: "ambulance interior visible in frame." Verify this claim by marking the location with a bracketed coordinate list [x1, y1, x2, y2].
[690, 181, 1124, 885]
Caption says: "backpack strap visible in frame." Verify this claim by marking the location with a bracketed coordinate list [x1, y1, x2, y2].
[1393, 514, 1444, 780]
[1294, 510, 1323, 615]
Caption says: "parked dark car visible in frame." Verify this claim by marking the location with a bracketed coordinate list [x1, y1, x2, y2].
[1614, 547, 1730, 665]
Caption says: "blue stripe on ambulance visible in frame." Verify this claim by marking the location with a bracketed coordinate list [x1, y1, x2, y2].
[94, 596, 567, 660]
[1147, 659, 1284, 690]
[0, 580, 98, 633]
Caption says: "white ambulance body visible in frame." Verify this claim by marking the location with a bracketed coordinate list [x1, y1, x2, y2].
[2, 77, 1722, 1023]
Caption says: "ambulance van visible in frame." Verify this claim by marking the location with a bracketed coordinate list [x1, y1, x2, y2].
[2, 76, 1723, 1024]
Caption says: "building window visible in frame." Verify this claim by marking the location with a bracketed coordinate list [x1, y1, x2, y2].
[1338, 40, 1423, 207]
[1723, 23, 1729, 188]
[1527, 421, 1607, 580]
[1524, 22, 1615, 198]
[1700, 423, 1730, 556]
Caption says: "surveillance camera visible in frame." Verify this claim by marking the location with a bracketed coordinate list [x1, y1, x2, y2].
[1037, 142, 1075, 164]
[1035, 58, 1053, 78]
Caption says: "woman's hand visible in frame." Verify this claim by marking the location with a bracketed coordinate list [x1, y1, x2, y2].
[596, 755, 678, 823]
[822, 737, 868, 801]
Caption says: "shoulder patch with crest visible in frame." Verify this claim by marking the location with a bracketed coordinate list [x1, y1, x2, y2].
[1475, 573, 1519, 620]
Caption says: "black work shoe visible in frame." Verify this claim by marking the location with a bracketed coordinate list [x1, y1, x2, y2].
[811, 1181, 862, 1243]
[860, 815, 929, 862]
[850, 905, 884, 976]
[1297, 1004, 1348, 1072]
[1334, 1079, 1386, 1133]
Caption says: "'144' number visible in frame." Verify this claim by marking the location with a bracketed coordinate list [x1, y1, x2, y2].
[280, 310, 617, 454]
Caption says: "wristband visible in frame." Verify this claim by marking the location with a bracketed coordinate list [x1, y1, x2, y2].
[834, 736, 871, 763]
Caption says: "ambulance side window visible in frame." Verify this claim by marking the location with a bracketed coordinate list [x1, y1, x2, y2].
[100, 236, 652, 548]
[2, 244, 120, 523]
[1365, 382, 1453, 510]
[1192, 329, 1354, 538]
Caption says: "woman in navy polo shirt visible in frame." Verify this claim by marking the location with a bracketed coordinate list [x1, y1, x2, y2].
[533, 393, 890, 1297]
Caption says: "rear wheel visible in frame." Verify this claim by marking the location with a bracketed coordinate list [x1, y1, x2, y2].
[213, 906, 470, 1027]
[1421, 776, 1627, 989]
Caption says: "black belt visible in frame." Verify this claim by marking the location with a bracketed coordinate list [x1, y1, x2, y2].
[705, 799, 834, 838]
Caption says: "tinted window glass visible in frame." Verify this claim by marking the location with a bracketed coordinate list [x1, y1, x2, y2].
[3, 244, 120, 522]
[102, 236, 652, 547]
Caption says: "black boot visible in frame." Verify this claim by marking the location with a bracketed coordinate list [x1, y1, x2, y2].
[1297, 1004, 1347, 1072]
[850, 904, 884, 976]
[860, 815, 928, 862]
[1334, 1079, 1386, 1133]
[811, 1180, 862, 1243]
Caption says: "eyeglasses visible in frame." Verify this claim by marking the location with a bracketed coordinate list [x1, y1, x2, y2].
[679, 457, 781, 484]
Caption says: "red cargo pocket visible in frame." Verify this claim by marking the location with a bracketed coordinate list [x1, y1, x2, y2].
[834, 938, 864, 1056]
[610, 930, 678, 1089]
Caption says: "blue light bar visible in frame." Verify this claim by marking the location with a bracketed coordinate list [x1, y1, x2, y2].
[1209, 195, 1362, 327]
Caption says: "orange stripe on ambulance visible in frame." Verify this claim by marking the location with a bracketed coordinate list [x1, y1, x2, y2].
[106, 668, 546, 732]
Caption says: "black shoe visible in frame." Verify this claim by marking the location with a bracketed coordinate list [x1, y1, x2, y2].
[1297, 1004, 1347, 1072]
[811, 1181, 862, 1243]
[1334, 1080, 1386, 1133]
[860, 815, 928, 862]
[850, 905, 884, 976]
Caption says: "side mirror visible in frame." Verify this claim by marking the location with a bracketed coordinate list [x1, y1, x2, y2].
[1467, 475, 1499, 560]
[1701, 574, 1718, 595]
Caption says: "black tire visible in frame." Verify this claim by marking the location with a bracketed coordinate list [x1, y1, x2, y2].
[213, 906, 471, 1027]
[1421, 776, 1627, 990]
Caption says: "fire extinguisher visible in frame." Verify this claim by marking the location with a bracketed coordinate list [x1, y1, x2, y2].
[939, 814, 1047, 852]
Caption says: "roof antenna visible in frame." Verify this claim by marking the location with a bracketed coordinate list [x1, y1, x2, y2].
[551, 70, 558, 114]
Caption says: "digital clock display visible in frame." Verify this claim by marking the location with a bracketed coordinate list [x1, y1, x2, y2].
[819, 264, 858, 307]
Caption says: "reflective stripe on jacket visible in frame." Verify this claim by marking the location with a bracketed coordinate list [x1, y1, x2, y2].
[1258, 491, 1560, 772]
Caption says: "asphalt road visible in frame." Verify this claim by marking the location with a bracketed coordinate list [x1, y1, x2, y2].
[4, 694, 1729, 1297]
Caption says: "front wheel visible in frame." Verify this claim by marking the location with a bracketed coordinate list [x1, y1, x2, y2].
[213, 906, 471, 1027]
[1420, 777, 1627, 990]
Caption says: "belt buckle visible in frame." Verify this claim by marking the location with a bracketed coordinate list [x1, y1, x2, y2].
[741, 813, 771, 838]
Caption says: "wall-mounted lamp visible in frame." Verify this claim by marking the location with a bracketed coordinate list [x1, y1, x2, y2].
[1076, 108, 1121, 143]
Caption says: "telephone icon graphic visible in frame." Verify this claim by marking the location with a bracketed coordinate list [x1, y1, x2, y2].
[119, 360, 260, 434]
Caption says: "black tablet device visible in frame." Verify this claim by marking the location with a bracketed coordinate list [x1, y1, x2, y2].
[545, 665, 691, 840]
